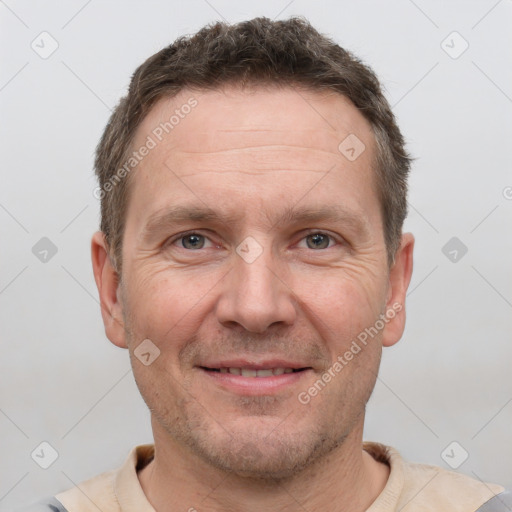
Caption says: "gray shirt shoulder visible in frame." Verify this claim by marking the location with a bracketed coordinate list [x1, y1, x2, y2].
[476, 491, 512, 512]
[14, 496, 68, 512]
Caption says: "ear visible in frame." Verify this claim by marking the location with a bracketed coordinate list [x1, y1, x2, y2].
[91, 231, 127, 349]
[381, 232, 414, 348]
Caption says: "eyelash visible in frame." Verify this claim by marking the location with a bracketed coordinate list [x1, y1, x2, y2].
[168, 230, 341, 251]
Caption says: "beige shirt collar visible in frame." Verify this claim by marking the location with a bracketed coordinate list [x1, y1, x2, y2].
[112, 442, 401, 511]
[114, 444, 156, 511]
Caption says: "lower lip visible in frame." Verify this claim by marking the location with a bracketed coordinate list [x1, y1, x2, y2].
[200, 368, 311, 395]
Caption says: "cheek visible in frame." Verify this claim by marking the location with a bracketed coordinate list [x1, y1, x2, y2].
[297, 271, 384, 325]
[294, 269, 385, 336]
[122, 266, 219, 349]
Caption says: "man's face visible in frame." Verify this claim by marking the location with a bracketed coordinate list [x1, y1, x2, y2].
[111, 86, 403, 478]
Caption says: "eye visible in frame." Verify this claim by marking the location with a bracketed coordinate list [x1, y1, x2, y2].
[300, 232, 337, 250]
[176, 233, 213, 250]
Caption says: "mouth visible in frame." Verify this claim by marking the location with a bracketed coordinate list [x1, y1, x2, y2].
[198, 362, 313, 395]
[200, 366, 308, 377]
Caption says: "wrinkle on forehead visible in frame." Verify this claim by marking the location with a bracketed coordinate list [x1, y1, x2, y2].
[125, 86, 381, 237]
[131, 86, 375, 160]
[167, 146, 341, 178]
[163, 129, 349, 155]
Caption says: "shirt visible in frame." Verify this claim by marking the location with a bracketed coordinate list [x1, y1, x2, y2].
[21, 442, 506, 511]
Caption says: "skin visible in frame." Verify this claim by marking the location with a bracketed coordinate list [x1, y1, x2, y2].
[92, 85, 414, 511]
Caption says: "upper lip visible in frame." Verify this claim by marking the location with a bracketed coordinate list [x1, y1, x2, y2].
[198, 359, 311, 370]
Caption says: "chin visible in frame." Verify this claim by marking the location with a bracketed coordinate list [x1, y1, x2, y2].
[181, 421, 346, 481]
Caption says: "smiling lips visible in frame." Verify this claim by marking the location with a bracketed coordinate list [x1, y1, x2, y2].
[199, 360, 312, 394]
[200, 359, 311, 375]
[206, 367, 304, 377]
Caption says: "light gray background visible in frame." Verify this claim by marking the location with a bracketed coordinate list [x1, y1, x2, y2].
[1, 0, 511, 509]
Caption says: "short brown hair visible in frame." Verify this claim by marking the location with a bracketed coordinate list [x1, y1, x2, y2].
[95, 16, 412, 272]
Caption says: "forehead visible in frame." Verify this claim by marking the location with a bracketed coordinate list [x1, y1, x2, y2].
[126, 85, 381, 233]
[134, 85, 374, 156]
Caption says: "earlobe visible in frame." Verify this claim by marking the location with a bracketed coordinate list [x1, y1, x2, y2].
[91, 231, 128, 349]
[382, 233, 414, 348]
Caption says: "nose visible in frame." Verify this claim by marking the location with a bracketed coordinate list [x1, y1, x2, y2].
[215, 242, 297, 333]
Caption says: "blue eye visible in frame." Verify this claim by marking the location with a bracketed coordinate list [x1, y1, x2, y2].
[301, 232, 337, 250]
[170, 231, 338, 253]
[306, 233, 331, 249]
[180, 233, 206, 249]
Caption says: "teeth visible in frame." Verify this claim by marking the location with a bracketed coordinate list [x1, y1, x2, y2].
[220, 367, 298, 377]
[255, 369, 274, 377]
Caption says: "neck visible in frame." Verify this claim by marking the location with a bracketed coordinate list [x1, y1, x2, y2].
[138, 416, 390, 512]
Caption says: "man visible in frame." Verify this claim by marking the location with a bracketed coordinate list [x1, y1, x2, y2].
[20, 16, 509, 512]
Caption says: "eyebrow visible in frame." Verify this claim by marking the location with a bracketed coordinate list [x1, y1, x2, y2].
[141, 203, 370, 242]
[276, 205, 370, 235]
